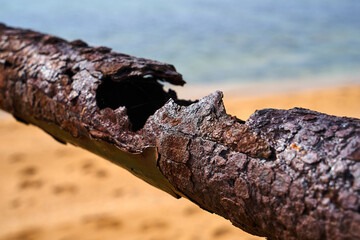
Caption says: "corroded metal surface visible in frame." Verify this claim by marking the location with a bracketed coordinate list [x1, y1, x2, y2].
[150, 94, 360, 239]
[0, 23, 185, 197]
[0, 24, 359, 240]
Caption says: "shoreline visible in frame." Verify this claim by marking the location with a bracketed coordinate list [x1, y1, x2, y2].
[170, 73, 360, 100]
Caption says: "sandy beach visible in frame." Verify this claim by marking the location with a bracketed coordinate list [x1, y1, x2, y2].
[0, 84, 359, 240]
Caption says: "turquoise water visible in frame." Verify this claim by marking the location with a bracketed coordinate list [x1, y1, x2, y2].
[1, 0, 360, 85]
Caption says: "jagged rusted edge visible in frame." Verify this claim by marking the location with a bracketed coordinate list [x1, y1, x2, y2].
[0, 23, 271, 198]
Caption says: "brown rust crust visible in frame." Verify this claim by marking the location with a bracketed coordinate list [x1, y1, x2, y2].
[151, 94, 360, 239]
[1, 24, 359, 240]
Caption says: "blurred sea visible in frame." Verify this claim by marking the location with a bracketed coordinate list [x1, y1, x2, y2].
[1, 0, 360, 88]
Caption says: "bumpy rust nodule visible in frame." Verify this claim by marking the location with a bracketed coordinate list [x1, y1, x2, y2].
[0, 24, 359, 240]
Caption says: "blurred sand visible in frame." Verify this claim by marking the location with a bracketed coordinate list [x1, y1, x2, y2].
[223, 84, 360, 120]
[0, 84, 359, 240]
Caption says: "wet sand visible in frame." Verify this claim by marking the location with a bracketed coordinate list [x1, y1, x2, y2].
[0, 84, 359, 240]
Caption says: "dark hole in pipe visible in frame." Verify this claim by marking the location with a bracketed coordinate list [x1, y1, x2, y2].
[96, 77, 193, 132]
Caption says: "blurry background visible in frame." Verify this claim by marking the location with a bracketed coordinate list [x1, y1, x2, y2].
[1, 0, 360, 89]
[0, 1, 359, 240]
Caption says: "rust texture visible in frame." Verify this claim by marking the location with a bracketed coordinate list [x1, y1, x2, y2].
[0, 24, 359, 240]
